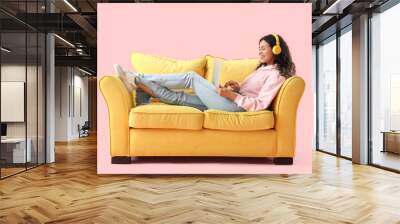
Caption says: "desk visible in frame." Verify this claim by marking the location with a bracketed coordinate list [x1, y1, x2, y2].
[381, 131, 400, 154]
[1, 137, 32, 163]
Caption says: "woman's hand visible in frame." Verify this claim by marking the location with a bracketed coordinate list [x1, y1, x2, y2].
[224, 80, 240, 92]
[217, 85, 238, 101]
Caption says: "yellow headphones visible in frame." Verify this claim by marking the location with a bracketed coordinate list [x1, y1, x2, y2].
[272, 34, 282, 55]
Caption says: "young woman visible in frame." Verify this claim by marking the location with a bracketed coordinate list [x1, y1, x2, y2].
[114, 34, 296, 112]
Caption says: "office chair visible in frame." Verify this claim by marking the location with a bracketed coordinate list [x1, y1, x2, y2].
[79, 121, 90, 138]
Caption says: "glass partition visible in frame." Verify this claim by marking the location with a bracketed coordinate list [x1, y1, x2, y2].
[27, 30, 38, 169]
[370, 2, 400, 171]
[339, 26, 352, 158]
[1, 30, 28, 177]
[0, 1, 46, 179]
[38, 32, 45, 165]
[317, 35, 337, 154]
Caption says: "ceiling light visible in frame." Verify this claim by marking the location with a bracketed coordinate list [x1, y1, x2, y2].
[54, 34, 75, 48]
[63, 0, 78, 12]
[322, 0, 355, 15]
[78, 67, 93, 76]
[1, 47, 11, 53]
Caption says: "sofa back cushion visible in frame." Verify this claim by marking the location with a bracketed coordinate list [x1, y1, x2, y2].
[131, 52, 207, 77]
[205, 55, 259, 85]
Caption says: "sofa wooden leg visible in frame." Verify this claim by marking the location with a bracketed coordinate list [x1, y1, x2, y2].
[273, 157, 293, 165]
[111, 156, 131, 164]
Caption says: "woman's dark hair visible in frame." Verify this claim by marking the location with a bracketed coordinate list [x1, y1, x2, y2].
[255, 34, 296, 78]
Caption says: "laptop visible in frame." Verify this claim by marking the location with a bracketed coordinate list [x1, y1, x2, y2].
[212, 58, 222, 88]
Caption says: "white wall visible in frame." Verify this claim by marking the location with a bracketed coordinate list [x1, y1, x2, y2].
[55, 66, 69, 141]
[1, 66, 26, 129]
[54, 67, 89, 141]
[75, 70, 89, 138]
[1, 65, 40, 137]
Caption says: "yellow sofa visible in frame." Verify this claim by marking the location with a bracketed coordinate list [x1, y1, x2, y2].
[100, 53, 305, 165]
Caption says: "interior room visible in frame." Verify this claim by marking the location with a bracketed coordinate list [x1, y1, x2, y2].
[0, 0, 399, 223]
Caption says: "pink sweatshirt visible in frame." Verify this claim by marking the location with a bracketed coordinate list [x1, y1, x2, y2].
[233, 64, 286, 112]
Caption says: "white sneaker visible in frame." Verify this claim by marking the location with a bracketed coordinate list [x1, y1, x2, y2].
[113, 64, 138, 92]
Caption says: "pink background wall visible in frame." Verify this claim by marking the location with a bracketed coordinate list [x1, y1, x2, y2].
[97, 3, 313, 174]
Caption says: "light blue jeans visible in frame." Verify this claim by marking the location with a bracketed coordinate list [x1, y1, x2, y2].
[134, 71, 246, 112]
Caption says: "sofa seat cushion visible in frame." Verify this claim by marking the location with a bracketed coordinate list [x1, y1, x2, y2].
[203, 109, 274, 131]
[129, 103, 204, 130]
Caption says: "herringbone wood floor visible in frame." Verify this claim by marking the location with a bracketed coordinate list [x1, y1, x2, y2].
[1, 134, 400, 224]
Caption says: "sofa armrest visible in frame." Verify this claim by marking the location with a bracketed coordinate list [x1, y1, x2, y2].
[99, 75, 134, 157]
[271, 76, 305, 157]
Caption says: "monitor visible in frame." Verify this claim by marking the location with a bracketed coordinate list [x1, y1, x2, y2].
[1, 123, 7, 137]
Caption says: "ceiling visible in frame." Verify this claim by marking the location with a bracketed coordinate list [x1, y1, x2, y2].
[0, 0, 391, 75]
